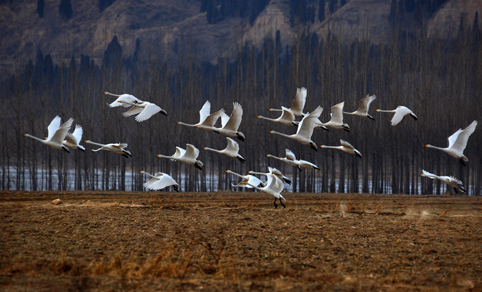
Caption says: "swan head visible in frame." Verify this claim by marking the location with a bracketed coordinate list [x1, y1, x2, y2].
[257, 116, 261, 118]
[139, 171, 144, 174]
[237, 132, 245, 141]
[160, 109, 168, 116]
[425, 144, 429, 148]
[177, 122, 180, 124]
[269, 130, 273, 134]
[320, 145, 324, 148]
[156, 154, 160, 157]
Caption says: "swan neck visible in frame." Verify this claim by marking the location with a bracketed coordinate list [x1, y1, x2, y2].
[85, 141, 104, 147]
[177, 121, 195, 127]
[25, 134, 46, 143]
[376, 109, 395, 113]
[204, 147, 221, 153]
[270, 131, 290, 138]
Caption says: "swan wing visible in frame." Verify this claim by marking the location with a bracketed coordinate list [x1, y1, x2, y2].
[70, 125, 83, 144]
[358, 94, 376, 113]
[203, 108, 224, 127]
[134, 103, 162, 122]
[340, 139, 355, 150]
[330, 102, 345, 124]
[296, 106, 323, 138]
[123, 105, 144, 117]
[225, 137, 239, 153]
[50, 118, 74, 144]
[285, 149, 296, 161]
[291, 87, 307, 115]
[198, 100, 211, 124]
[109, 94, 141, 108]
[451, 120, 477, 153]
[185, 144, 200, 159]
[391, 106, 412, 126]
[47, 116, 62, 140]
[148, 174, 179, 190]
[223, 102, 243, 131]
[279, 106, 296, 122]
[173, 146, 186, 158]
[220, 110, 230, 128]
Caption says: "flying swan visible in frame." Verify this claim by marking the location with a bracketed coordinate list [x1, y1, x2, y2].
[425, 120, 477, 166]
[376, 106, 418, 126]
[320, 139, 362, 158]
[420, 169, 466, 194]
[257, 106, 297, 127]
[157, 144, 203, 170]
[268, 87, 308, 117]
[84, 140, 132, 158]
[225, 170, 264, 189]
[343, 94, 377, 120]
[267, 149, 319, 171]
[178, 100, 224, 131]
[24, 116, 73, 153]
[140, 171, 180, 192]
[319, 102, 350, 131]
[62, 124, 85, 151]
[104, 92, 141, 108]
[118, 100, 167, 122]
[213, 102, 245, 141]
[243, 169, 287, 208]
[204, 137, 245, 163]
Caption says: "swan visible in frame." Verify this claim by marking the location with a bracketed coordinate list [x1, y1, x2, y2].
[204, 137, 245, 163]
[420, 170, 466, 194]
[425, 120, 477, 166]
[267, 149, 320, 171]
[319, 102, 350, 131]
[320, 139, 362, 158]
[376, 106, 417, 126]
[84, 140, 132, 158]
[269, 106, 323, 151]
[157, 144, 203, 170]
[178, 100, 224, 131]
[140, 171, 180, 192]
[268, 87, 307, 117]
[343, 94, 377, 120]
[24, 116, 73, 152]
[62, 124, 85, 151]
[118, 100, 167, 122]
[257, 106, 297, 127]
[243, 170, 286, 208]
[225, 170, 264, 188]
[248, 167, 292, 185]
[104, 92, 141, 108]
[213, 102, 245, 141]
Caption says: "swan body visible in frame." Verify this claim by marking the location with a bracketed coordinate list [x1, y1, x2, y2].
[269, 87, 308, 117]
[420, 170, 466, 194]
[104, 92, 141, 108]
[319, 102, 350, 131]
[157, 144, 203, 170]
[321, 139, 362, 158]
[178, 100, 223, 131]
[344, 94, 376, 120]
[140, 171, 180, 192]
[213, 102, 245, 141]
[376, 106, 418, 126]
[225, 170, 264, 188]
[269, 106, 323, 151]
[244, 168, 286, 208]
[24, 116, 73, 152]
[62, 124, 85, 151]
[267, 149, 319, 171]
[425, 120, 477, 166]
[84, 140, 132, 158]
[257, 106, 297, 127]
[204, 137, 245, 163]
[119, 100, 167, 122]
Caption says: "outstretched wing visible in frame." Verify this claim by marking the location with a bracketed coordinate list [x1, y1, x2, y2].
[340, 139, 355, 150]
[198, 101, 211, 124]
[148, 174, 179, 191]
[358, 95, 376, 113]
[203, 109, 224, 128]
[391, 106, 413, 126]
[296, 106, 323, 139]
[50, 118, 74, 144]
[123, 106, 144, 117]
[285, 149, 296, 161]
[109, 94, 141, 108]
[451, 120, 477, 153]
[279, 106, 296, 123]
[291, 87, 307, 116]
[173, 146, 186, 158]
[330, 102, 345, 124]
[225, 137, 240, 153]
[135, 103, 162, 122]
[223, 102, 243, 131]
[47, 116, 62, 140]
[185, 144, 200, 159]
[70, 124, 83, 144]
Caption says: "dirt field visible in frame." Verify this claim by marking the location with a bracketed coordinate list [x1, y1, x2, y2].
[1, 190, 482, 291]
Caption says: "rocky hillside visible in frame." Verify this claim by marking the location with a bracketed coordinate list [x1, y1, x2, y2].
[0, 0, 480, 74]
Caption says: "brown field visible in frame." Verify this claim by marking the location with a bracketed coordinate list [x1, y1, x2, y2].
[1, 190, 482, 291]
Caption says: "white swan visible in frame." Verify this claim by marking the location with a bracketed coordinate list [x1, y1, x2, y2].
[269, 87, 307, 117]
[376, 106, 417, 126]
[24, 116, 73, 152]
[267, 149, 319, 171]
[257, 106, 297, 127]
[420, 170, 466, 194]
[178, 100, 223, 131]
[269, 106, 323, 151]
[118, 100, 167, 122]
[225, 170, 264, 188]
[104, 92, 141, 108]
[140, 171, 180, 192]
[157, 144, 203, 170]
[319, 102, 350, 131]
[213, 102, 245, 141]
[248, 167, 292, 185]
[343, 94, 376, 120]
[62, 124, 85, 151]
[425, 120, 477, 166]
[320, 139, 362, 158]
[204, 137, 245, 163]
[243, 170, 286, 208]
[84, 140, 132, 158]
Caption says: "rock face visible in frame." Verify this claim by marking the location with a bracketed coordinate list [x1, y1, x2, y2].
[0, 0, 480, 74]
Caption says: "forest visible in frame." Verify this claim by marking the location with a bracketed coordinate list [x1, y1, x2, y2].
[1, 1, 481, 196]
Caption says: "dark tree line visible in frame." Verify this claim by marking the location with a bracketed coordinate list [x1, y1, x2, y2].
[1, 17, 481, 195]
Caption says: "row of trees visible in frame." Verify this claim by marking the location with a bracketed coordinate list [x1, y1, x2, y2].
[1, 20, 481, 195]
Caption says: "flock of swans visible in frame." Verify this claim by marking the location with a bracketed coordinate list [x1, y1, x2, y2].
[24, 88, 478, 207]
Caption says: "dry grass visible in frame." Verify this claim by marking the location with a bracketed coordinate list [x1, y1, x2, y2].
[1, 191, 482, 291]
